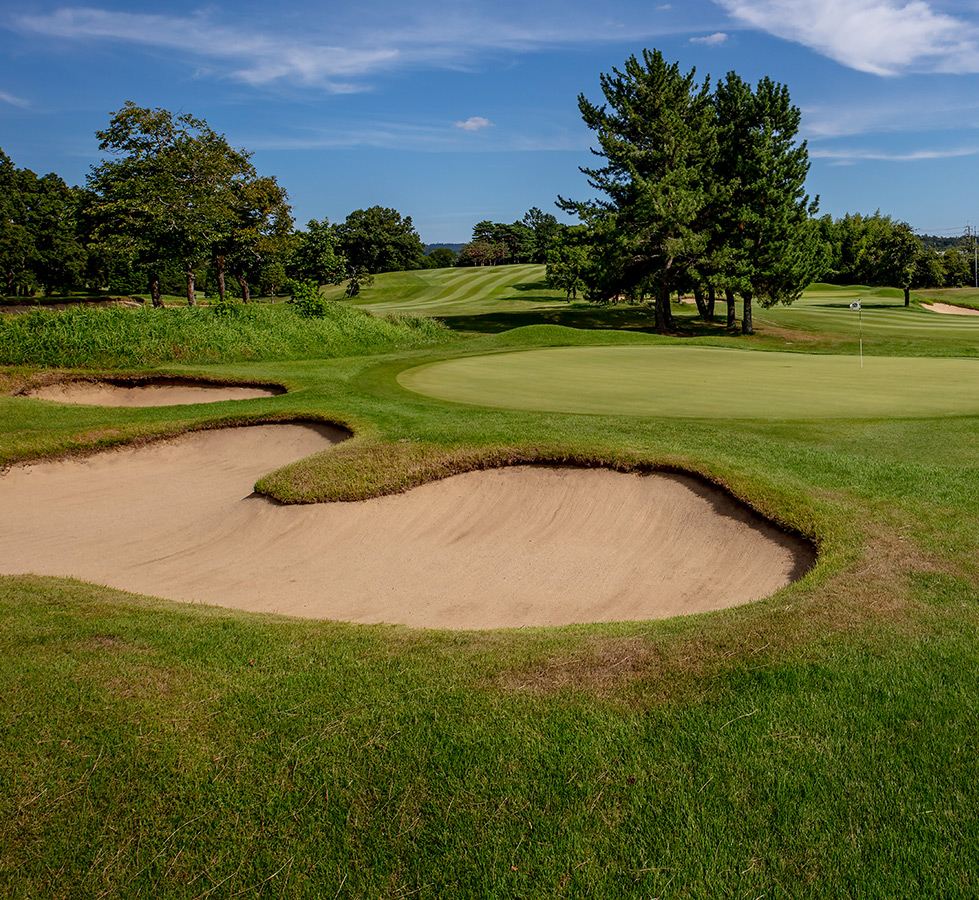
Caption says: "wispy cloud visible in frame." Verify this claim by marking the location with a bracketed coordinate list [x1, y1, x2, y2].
[714, 0, 979, 75]
[13, 8, 398, 92]
[245, 117, 588, 153]
[803, 96, 979, 139]
[12, 6, 725, 92]
[690, 32, 728, 45]
[0, 90, 29, 108]
[811, 145, 979, 162]
[454, 116, 494, 132]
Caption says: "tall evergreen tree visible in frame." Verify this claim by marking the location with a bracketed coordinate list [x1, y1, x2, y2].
[559, 49, 716, 331]
[712, 73, 819, 334]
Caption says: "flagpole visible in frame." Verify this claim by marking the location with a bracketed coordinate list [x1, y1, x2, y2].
[850, 300, 863, 368]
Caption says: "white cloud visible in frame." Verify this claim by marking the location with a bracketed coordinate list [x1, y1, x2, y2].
[454, 116, 494, 132]
[714, 0, 979, 74]
[690, 32, 728, 45]
[0, 90, 29, 108]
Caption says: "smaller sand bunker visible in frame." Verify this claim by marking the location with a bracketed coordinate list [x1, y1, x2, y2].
[25, 377, 285, 406]
[921, 302, 979, 316]
[0, 424, 814, 629]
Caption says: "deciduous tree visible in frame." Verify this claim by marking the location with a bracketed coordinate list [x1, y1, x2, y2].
[335, 206, 426, 274]
[289, 218, 345, 286]
[87, 103, 264, 306]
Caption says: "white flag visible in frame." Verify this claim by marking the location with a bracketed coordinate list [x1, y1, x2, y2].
[849, 301, 861, 310]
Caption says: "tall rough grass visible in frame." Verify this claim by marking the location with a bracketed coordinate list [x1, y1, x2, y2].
[0, 303, 455, 368]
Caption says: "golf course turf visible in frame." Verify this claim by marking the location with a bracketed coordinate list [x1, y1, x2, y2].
[2, 269, 979, 898]
[399, 345, 979, 419]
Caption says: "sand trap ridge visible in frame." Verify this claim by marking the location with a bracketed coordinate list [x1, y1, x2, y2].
[26, 378, 284, 406]
[0, 424, 814, 629]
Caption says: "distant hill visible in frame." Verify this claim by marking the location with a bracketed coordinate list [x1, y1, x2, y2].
[919, 234, 969, 251]
[424, 243, 466, 255]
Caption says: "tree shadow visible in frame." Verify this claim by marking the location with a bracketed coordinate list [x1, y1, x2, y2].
[436, 304, 733, 336]
[509, 281, 552, 292]
[810, 301, 907, 310]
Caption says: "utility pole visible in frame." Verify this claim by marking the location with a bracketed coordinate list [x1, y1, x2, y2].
[970, 223, 978, 289]
[974, 223, 978, 289]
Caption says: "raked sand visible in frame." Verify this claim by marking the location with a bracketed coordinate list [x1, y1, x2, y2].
[26, 379, 283, 406]
[0, 423, 814, 629]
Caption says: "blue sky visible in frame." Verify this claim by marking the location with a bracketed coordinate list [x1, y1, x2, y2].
[1, 0, 977, 242]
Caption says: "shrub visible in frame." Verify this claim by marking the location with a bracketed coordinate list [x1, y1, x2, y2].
[287, 279, 329, 318]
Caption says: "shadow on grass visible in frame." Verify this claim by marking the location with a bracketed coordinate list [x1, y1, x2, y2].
[808, 302, 909, 311]
[437, 304, 733, 336]
[509, 281, 552, 292]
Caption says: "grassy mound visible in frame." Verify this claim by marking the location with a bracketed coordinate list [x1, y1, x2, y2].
[0, 302, 455, 368]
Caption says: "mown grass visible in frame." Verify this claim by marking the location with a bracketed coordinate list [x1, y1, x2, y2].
[325, 264, 569, 318]
[0, 302, 455, 369]
[398, 345, 979, 419]
[3, 267, 979, 896]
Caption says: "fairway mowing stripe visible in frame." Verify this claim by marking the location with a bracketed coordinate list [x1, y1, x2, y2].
[428, 265, 539, 306]
[362, 266, 542, 313]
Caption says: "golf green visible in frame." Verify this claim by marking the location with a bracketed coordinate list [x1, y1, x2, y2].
[399, 346, 979, 419]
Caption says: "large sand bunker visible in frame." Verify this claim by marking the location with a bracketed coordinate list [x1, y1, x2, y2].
[921, 302, 979, 316]
[0, 424, 814, 629]
[25, 377, 284, 406]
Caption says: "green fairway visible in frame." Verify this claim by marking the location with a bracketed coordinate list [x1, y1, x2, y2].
[400, 345, 979, 419]
[759, 283, 979, 344]
[326, 263, 569, 317]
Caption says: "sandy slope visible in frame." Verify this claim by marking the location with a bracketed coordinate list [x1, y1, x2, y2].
[26, 379, 283, 406]
[921, 302, 979, 316]
[0, 423, 814, 629]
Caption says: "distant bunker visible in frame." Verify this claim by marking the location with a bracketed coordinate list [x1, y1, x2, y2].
[25, 377, 285, 407]
[399, 346, 979, 419]
[0, 423, 814, 630]
[921, 302, 979, 317]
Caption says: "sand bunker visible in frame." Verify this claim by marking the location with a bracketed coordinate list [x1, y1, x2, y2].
[26, 378, 285, 406]
[921, 302, 979, 316]
[0, 424, 814, 629]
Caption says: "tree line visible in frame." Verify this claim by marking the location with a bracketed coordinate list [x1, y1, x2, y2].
[3, 78, 975, 314]
[0, 103, 445, 304]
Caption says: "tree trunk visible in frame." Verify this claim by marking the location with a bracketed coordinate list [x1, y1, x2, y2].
[216, 255, 227, 302]
[742, 290, 754, 335]
[655, 282, 675, 332]
[236, 274, 251, 304]
[904, 286, 910, 307]
[693, 284, 709, 319]
[148, 272, 163, 308]
[725, 288, 737, 328]
[706, 285, 716, 321]
[186, 268, 196, 306]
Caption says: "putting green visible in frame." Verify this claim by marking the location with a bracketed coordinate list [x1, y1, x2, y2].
[399, 346, 979, 419]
